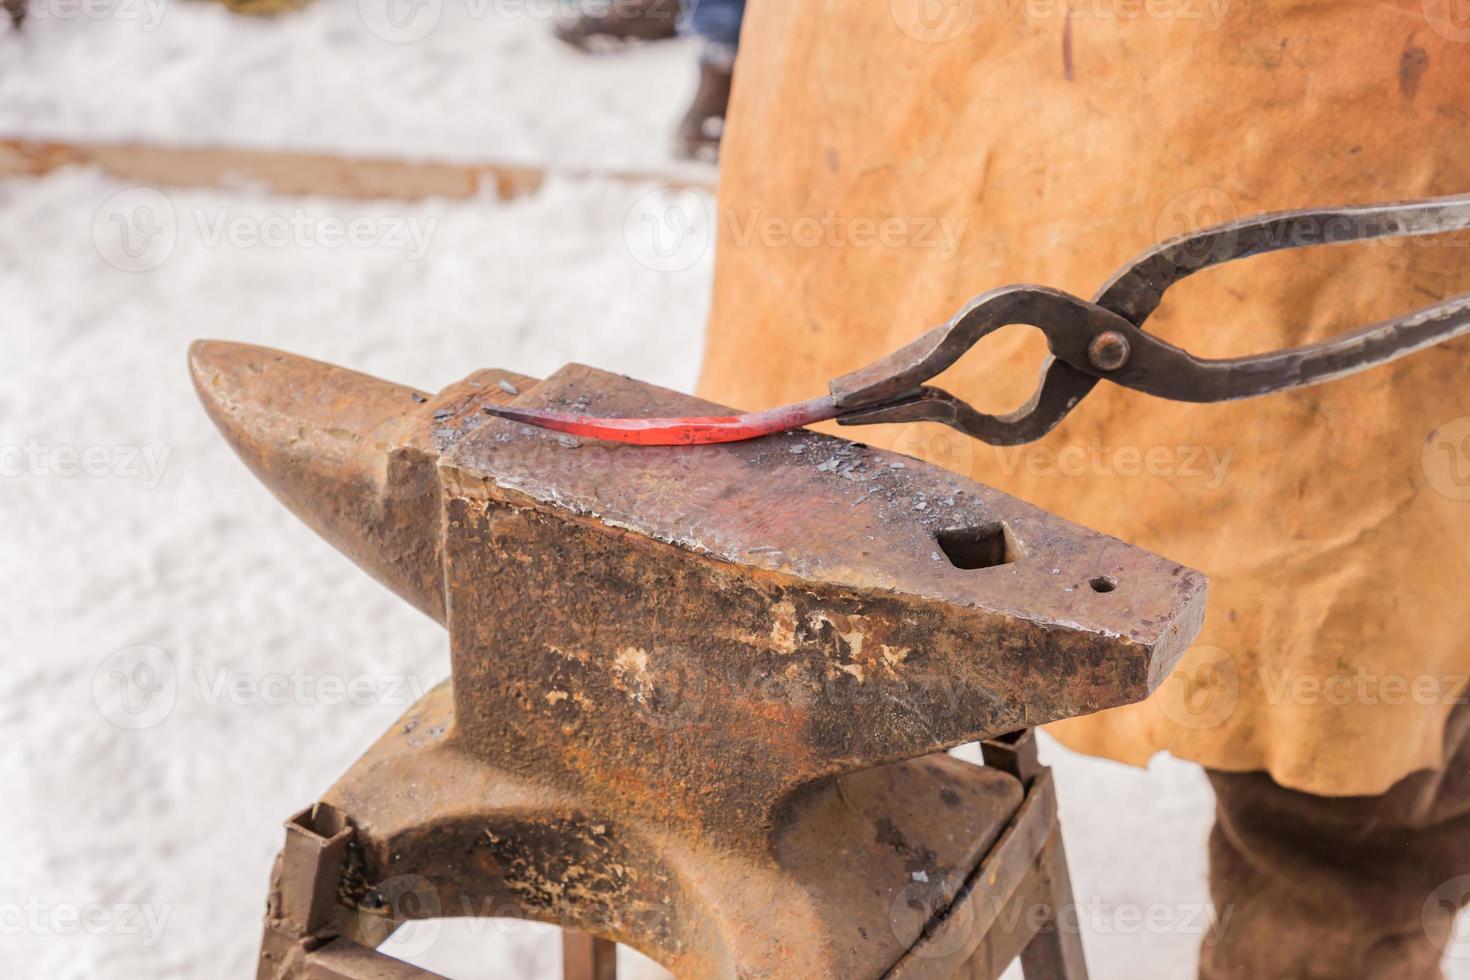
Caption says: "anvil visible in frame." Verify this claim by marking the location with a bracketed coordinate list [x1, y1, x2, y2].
[190, 342, 1206, 979]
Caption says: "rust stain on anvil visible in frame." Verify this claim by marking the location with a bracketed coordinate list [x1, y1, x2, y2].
[190, 343, 1206, 979]
[441, 363, 1205, 829]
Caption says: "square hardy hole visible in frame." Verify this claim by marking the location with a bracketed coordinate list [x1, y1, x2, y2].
[936, 523, 1019, 570]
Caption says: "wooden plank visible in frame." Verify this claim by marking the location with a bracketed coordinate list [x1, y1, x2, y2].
[0, 137, 714, 202]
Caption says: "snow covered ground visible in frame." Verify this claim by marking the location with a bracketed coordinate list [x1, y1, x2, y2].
[0, 0, 704, 173]
[2, 5, 1466, 980]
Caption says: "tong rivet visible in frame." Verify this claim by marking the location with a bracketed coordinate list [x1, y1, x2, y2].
[1087, 331, 1131, 372]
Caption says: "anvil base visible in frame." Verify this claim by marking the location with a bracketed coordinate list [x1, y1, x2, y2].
[256, 684, 1086, 980]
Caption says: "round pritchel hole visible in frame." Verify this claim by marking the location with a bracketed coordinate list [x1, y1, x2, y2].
[1089, 576, 1117, 593]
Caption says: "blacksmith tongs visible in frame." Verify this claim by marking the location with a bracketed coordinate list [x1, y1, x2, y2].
[485, 193, 1470, 447]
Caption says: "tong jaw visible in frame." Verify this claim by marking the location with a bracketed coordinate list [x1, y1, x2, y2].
[828, 285, 1128, 446]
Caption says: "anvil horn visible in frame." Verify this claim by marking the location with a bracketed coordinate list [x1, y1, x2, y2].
[187, 341, 527, 623]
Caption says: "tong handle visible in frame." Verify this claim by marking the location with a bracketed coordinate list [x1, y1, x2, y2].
[1096, 291, 1470, 403]
[834, 193, 1470, 444]
[1098, 192, 1470, 325]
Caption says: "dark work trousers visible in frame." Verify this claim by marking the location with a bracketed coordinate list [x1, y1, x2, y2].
[1201, 703, 1470, 979]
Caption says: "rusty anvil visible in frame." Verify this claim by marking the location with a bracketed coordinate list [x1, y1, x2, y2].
[189, 342, 1206, 979]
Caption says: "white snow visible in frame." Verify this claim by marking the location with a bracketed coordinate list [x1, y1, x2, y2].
[0, 0, 704, 173]
[3, 5, 1468, 979]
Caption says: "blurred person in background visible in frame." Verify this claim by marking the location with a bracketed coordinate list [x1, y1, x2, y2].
[700, 4, 1470, 978]
[554, 0, 744, 160]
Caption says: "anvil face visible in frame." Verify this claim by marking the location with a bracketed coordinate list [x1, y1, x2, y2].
[438, 364, 1204, 826]
[191, 342, 1206, 978]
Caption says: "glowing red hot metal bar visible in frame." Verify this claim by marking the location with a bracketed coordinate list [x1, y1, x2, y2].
[483, 395, 842, 446]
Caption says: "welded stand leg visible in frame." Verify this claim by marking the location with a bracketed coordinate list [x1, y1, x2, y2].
[562, 932, 617, 980]
[1018, 832, 1089, 980]
[258, 803, 443, 979]
[981, 730, 1089, 980]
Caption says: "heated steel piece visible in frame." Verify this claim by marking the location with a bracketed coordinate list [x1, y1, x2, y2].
[486, 193, 1470, 446]
[191, 343, 1206, 979]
